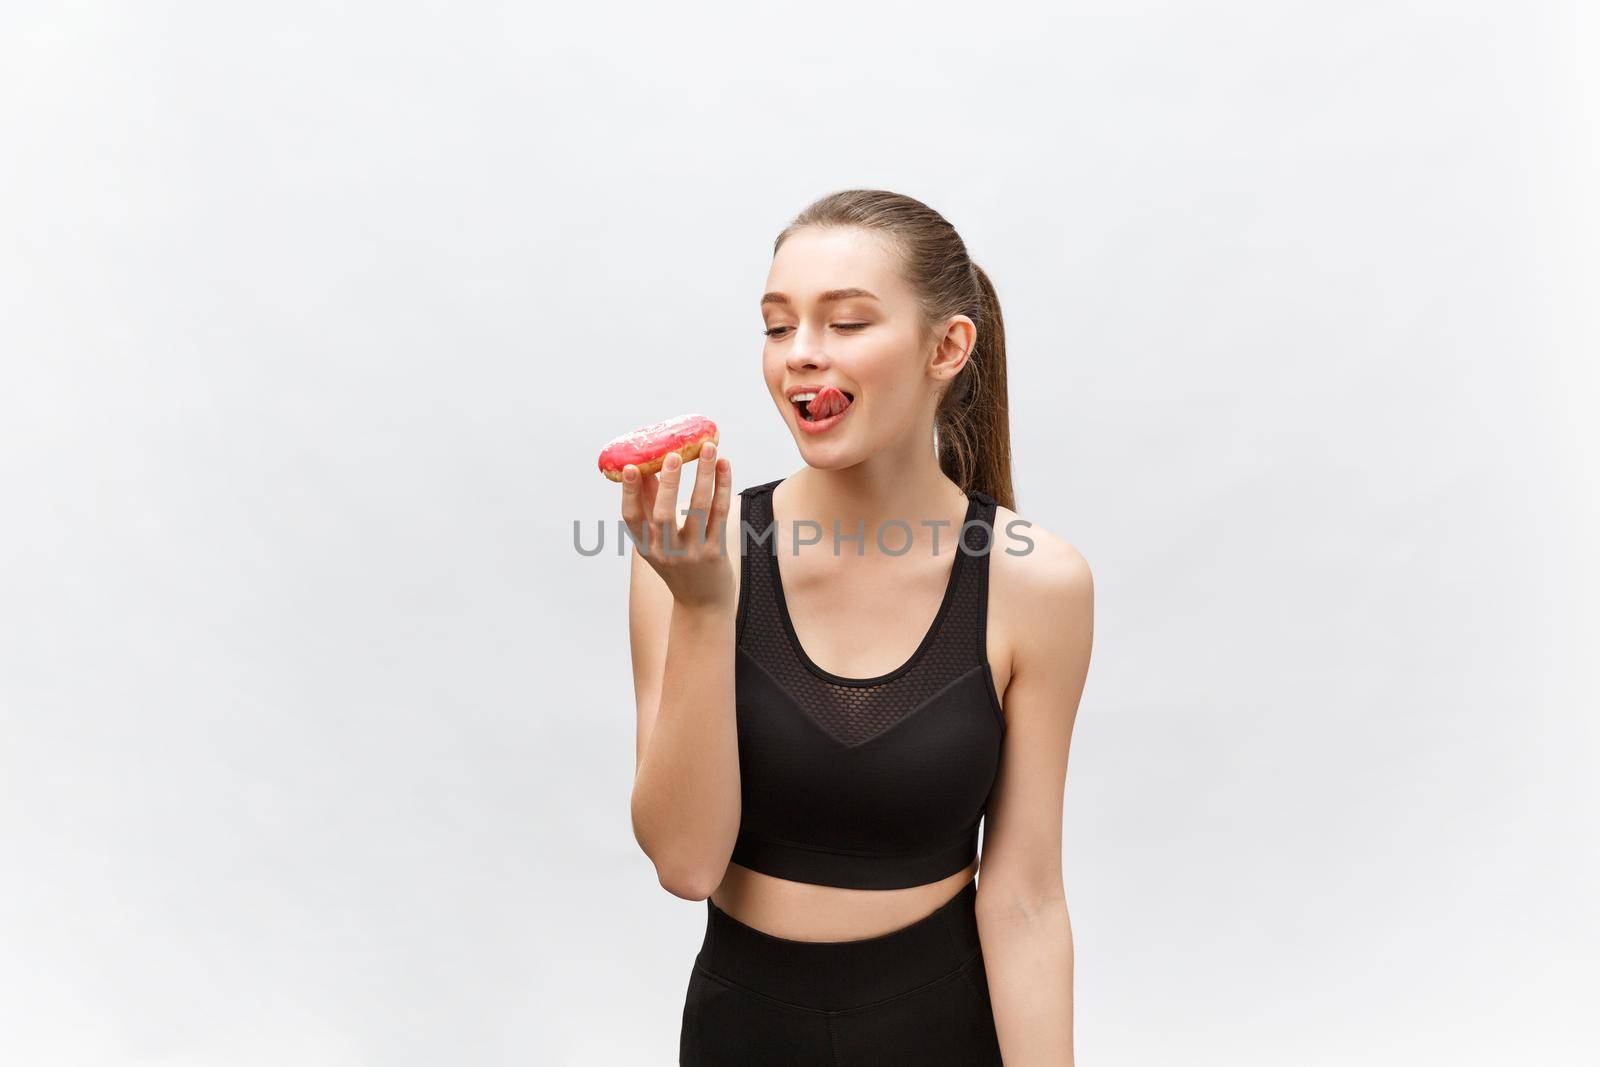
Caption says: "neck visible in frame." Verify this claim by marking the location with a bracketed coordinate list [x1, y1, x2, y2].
[777, 451, 968, 555]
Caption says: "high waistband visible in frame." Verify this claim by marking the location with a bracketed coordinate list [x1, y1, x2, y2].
[695, 879, 983, 1013]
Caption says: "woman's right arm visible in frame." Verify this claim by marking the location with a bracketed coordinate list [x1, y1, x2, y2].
[623, 444, 741, 901]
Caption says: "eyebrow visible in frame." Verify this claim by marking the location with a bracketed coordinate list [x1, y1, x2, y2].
[760, 287, 881, 307]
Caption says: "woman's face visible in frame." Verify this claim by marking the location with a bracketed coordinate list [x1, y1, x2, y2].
[760, 226, 962, 470]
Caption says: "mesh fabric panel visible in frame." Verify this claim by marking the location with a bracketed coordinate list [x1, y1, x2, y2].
[736, 479, 996, 747]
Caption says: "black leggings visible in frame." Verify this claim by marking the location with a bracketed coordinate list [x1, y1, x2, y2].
[679, 879, 1003, 1065]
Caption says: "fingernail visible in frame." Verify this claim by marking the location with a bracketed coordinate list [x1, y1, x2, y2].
[623, 466, 637, 481]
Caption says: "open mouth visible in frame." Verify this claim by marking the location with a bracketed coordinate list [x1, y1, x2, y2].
[791, 386, 855, 423]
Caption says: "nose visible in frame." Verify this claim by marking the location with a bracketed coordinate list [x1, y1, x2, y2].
[786, 324, 831, 371]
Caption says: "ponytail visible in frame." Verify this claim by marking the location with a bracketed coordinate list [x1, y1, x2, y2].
[936, 261, 1014, 512]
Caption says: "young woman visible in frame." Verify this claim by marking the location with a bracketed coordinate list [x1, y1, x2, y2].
[620, 190, 1094, 1065]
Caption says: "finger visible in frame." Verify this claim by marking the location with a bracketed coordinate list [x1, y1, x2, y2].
[651, 451, 684, 555]
[636, 467, 664, 555]
[707, 454, 733, 556]
[637, 466, 659, 523]
[618, 464, 646, 547]
[683, 441, 718, 547]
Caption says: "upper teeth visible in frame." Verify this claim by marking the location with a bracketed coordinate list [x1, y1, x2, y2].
[792, 392, 819, 402]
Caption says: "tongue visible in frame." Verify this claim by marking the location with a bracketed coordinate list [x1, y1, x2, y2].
[810, 385, 851, 420]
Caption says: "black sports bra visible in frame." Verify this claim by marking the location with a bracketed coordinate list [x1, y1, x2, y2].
[730, 477, 1006, 890]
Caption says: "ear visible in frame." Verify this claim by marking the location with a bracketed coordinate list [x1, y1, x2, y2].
[928, 314, 978, 384]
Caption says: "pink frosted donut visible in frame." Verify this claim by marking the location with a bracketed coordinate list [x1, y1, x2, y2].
[598, 413, 719, 482]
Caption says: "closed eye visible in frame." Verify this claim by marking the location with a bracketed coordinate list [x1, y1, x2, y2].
[762, 323, 869, 338]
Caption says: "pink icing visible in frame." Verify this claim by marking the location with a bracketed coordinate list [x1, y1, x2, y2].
[598, 412, 718, 471]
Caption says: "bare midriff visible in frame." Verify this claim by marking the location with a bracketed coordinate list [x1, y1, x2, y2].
[709, 859, 979, 942]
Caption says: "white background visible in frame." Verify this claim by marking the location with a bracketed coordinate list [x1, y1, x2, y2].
[2, 2, 1596, 1064]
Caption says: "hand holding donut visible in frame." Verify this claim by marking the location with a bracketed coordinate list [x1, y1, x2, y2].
[604, 414, 734, 611]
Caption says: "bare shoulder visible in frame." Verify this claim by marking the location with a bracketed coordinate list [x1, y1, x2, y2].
[988, 502, 1093, 616]
[985, 502, 1093, 706]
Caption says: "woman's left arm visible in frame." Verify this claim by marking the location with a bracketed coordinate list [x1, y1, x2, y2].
[976, 536, 1094, 1066]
